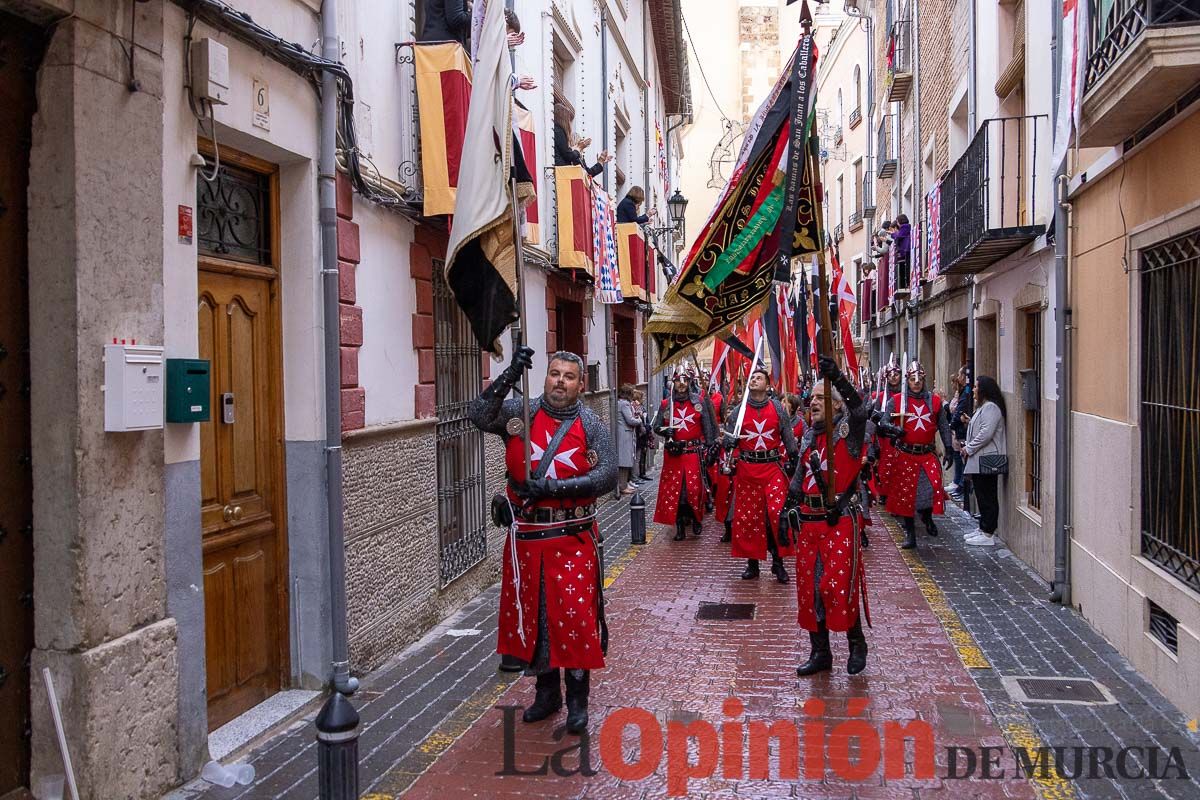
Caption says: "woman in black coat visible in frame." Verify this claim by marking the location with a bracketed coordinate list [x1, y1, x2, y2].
[420, 0, 471, 52]
[617, 186, 655, 225]
[553, 99, 610, 176]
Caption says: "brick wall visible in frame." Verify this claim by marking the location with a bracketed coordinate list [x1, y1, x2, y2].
[738, 6, 780, 121]
[337, 173, 365, 431]
[918, 0, 970, 180]
[409, 225, 444, 420]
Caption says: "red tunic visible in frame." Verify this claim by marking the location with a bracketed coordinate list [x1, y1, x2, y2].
[653, 396, 709, 525]
[498, 408, 604, 670]
[795, 426, 868, 632]
[883, 392, 947, 518]
[871, 388, 902, 499]
[729, 400, 795, 560]
[706, 392, 733, 522]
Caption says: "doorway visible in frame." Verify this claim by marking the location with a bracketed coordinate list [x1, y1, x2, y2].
[196, 147, 289, 730]
[0, 11, 42, 795]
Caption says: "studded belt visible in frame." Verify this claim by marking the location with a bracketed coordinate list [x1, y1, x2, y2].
[515, 519, 595, 540]
[517, 504, 596, 523]
[739, 448, 781, 463]
[895, 441, 935, 455]
[677, 442, 706, 453]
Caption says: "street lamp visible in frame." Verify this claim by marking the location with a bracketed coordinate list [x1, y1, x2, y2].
[667, 189, 688, 242]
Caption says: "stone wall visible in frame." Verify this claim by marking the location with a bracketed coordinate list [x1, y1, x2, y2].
[342, 420, 508, 671]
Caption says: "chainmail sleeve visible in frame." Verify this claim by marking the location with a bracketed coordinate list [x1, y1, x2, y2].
[846, 400, 870, 458]
[935, 393, 954, 451]
[466, 384, 524, 438]
[579, 407, 619, 496]
[697, 393, 717, 447]
[772, 399, 799, 458]
[651, 399, 670, 435]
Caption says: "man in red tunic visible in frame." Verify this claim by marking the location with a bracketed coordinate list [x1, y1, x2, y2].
[869, 362, 904, 506]
[653, 369, 716, 541]
[468, 347, 617, 734]
[704, 376, 734, 542]
[722, 367, 799, 582]
[884, 361, 954, 550]
[788, 357, 902, 675]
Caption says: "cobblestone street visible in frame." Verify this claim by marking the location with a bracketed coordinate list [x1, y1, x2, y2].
[170, 481, 1200, 799]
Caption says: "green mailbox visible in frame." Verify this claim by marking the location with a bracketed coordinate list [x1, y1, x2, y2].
[166, 359, 211, 423]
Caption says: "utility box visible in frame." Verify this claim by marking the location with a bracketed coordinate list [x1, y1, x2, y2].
[104, 344, 165, 432]
[190, 38, 229, 105]
[1019, 368, 1040, 411]
[166, 359, 211, 423]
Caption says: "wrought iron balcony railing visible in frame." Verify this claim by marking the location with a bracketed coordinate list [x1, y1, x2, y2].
[876, 116, 897, 179]
[849, 106, 862, 129]
[938, 115, 1049, 274]
[1086, 0, 1200, 91]
[834, 223, 844, 243]
[886, 18, 913, 102]
[862, 167, 876, 219]
[848, 210, 863, 230]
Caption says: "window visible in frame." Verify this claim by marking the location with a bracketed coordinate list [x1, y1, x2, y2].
[433, 257, 487, 585]
[555, 298, 586, 355]
[853, 159, 863, 215]
[1023, 310, 1042, 511]
[1140, 228, 1200, 595]
[197, 159, 272, 265]
[853, 65, 862, 114]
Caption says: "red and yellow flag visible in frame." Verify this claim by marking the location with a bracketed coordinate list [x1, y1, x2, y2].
[555, 166, 595, 272]
[415, 43, 472, 217]
[617, 223, 647, 301]
[514, 103, 540, 245]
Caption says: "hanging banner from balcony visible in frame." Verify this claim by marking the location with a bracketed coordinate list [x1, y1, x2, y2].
[514, 102, 540, 245]
[646, 28, 822, 369]
[593, 186, 623, 304]
[1051, 0, 1090, 170]
[414, 42, 473, 217]
[926, 184, 942, 280]
[617, 223, 648, 301]
[555, 166, 595, 272]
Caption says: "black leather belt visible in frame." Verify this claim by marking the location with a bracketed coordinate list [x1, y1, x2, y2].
[517, 504, 596, 523]
[515, 520, 594, 540]
[895, 441, 935, 455]
[678, 442, 705, 453]
[796, 510, 828, 523]
[739, 448, 781, 463]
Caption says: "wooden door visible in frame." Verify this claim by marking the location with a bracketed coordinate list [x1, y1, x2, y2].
[198, 268, 286, 730]
[0, 12, 41, 795]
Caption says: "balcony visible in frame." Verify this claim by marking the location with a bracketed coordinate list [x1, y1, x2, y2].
[849, 106, 862, 129]
[885, 18, 913, 102]
[848, 209, 863, 231]
[834, 223, 845, 243]
[939, 115, 1048, 275]
[876, 117, 897, 179]
[862, 169, 876, 219]
[1081, 0, 1200, 147]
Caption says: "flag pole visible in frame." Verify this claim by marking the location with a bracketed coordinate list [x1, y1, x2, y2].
[506, 9, 532, 478]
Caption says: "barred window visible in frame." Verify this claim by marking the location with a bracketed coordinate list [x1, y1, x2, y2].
[1140, 228, 1200, 595]
[1023, 311, 1042, 511]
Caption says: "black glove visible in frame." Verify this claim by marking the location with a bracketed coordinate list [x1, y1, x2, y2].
[665, 440, 684, 456]
[876, 421, 904, 440]
[495, 345, 535, 394]
[825, 508, 841, 527]
[942, 453, 955, 470]
[655, 425, 675, 440]
[817, 355, 840, 381]
[720, 432, 737, 450]
[512, 477, 552, 500]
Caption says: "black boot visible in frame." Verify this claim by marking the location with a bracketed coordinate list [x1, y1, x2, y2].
[720, 521, 732, 543]
[920, 509, 938, 537]
[771, 553, 789, 584]
[860, 528, 871, 549]
[741, 559, 760, 579]
[674, 519, 687, 541]
[900, 518, 917, 550]
[846, 619, 868, 675]
[564, 669, 590, 734]
[692, 518, 702, 538]
[522, 669, 562, 723]
[796, 627, 833, 676]
[498, 654, 525, 672]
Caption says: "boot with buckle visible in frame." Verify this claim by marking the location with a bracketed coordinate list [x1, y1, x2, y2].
[522, 669, 562, 723]
[797, 625, 833, 676]
[900, 517, 917, 550]
[564, 669, 590, 734]
[741, 559, 760, 579]
[846, 618, 868, 675]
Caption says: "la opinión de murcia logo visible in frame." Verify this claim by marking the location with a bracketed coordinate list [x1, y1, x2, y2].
[496, 698, 1193, 796]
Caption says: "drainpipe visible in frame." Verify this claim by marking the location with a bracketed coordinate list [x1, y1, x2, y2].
[643, 0, 653, 392]
[1050, 0, 1072, 605]
[600, 6, 619, 494]
[319, 0, 358, 696]
[910, 0, 922, 360]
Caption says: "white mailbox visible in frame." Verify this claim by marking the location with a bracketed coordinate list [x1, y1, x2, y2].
[104, 344, 165, 432]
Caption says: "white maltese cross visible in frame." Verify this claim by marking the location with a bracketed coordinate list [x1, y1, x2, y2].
[530, 433, 580, 479]
[672, 406, 697, 433]
[743, 419, 777, 450]
[909, 402, 933, 432]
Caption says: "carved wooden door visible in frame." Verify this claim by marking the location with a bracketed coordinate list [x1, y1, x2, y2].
[198, 268, 284, 730]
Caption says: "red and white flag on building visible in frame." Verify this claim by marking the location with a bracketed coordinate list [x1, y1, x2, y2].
[1052, 0, 1090, 169]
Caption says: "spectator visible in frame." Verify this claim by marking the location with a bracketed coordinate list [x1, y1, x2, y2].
[892, 214, 912, 290]
[617, 384, 643, 495]
[634, 389, 653, 480]
[419, 0, 470, 53]
[617, 186, 656, 225]
[945, 364, 973, 498]
[960, 375, 1007, 547]
[553, 99, 611, 176]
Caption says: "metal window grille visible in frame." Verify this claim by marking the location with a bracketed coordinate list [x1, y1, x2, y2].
[197, 159, 272, 264]
[1140, 228, 1200, 595]
[433, 257, 488, 585]
[1086, 0, 1200, 91]
[1025, 312, 1042, 510]
[1148, 600, 1180, 655]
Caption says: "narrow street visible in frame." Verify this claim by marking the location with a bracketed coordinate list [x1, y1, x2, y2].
[171, 480, 1200, 799]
